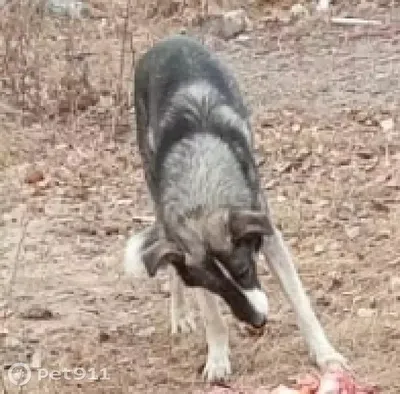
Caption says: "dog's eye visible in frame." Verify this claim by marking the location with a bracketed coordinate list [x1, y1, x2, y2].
[236, 235, 262, 252]
[253, 236, 262, 252]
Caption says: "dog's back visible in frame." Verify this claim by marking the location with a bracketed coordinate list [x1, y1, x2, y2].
[134, 34, 248, 132]
[134, 35, 260, 220]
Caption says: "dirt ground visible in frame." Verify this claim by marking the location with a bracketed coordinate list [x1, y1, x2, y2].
[1, 1, 400, 393]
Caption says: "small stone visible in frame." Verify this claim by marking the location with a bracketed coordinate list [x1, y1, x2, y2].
[46, 0, 90, 19]
[318, 199, 330, 207]
[314, 243, 325, 255]
[290, 3, 309, 19]
[136, 326, 155, 338]
[25, 169, 44, 184]
[291, 123, 301, 132]
[345, 226, 360, 240]
[215, 9, 249, 39]
[98, 94, 113, 108]
[276, 194, 287, 202]
[316, 0, 330, 11]
[380, 118, 394, 132]
[389, 277, 400, 293]
[357, 308, 376, 318]
[235, 34, 252, 47]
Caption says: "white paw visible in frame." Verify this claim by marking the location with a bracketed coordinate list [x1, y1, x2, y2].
[202, 347, 231, 382]
[171, 308, 196, 335]
[315, 350, 349, 372]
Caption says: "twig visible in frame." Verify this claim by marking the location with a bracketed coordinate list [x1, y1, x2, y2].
[65, 52, 97, 61]
[3, 212, 29, 318]
[112, 0, 132, 139]
[132, 215, 155, 223]
[117, 0, 131, 105]
[331, 17, 383, 26]
[317, 0, 330, 11]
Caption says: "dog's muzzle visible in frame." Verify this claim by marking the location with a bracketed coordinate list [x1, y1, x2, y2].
[252, 313, 267, 328]
[224, 287, 269, 328]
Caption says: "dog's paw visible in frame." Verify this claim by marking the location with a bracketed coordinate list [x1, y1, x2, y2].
[315, 350, 350, 373]
[202, 349, 231, 382]
[171, 308, 196, 335]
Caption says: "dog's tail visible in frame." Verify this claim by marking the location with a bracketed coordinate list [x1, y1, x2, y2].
[124, 226, 155, 278]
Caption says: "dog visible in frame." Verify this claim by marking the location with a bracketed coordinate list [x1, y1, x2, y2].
[124, 34, 347, 382]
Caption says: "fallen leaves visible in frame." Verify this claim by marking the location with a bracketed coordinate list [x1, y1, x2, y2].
[19, 306, 55, 320]
[370, 199, 390, 213]
[24, 168, 44, 184]
[356, 308, 377, 318]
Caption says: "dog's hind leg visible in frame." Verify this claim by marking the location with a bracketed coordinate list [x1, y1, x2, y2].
[170, 267, 196, 335]
[195, 289, 231, 382]
[262, 226, 348, 371]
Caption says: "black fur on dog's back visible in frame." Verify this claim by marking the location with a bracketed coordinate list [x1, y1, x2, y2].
[134, 35, 259, 210]
[134, 34, 248, 131]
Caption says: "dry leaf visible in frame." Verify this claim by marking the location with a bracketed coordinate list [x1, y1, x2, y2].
[25, 168, 44, 184]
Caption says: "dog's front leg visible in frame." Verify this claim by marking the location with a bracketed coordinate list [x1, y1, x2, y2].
[170, 267, 196, 334]
[262, 227, 348, 371]
[195, 289, 231, 382]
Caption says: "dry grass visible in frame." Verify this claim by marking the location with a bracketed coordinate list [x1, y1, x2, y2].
[1, 0, 400, 393]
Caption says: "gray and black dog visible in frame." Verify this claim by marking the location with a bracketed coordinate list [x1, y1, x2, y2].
[124, 34, 347, 382]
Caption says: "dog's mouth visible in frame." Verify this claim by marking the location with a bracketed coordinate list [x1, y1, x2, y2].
[228, 299, 267, 329]
[208, 260, 269, 328]
[250, 313, 267, 328]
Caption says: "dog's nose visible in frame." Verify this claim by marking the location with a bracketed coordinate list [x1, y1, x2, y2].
[253, 314, 267, 328]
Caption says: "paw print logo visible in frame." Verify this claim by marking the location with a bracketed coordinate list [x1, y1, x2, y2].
[7, 362, 32, 386]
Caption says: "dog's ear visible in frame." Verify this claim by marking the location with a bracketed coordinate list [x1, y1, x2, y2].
[228, 209, 273, 243]
[204, 210, 233, 256]
[142, 240, 185, 277]
[164, 217, 207, 267]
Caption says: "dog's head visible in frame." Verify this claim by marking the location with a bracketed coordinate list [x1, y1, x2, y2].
[139, 209, 272, 328]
